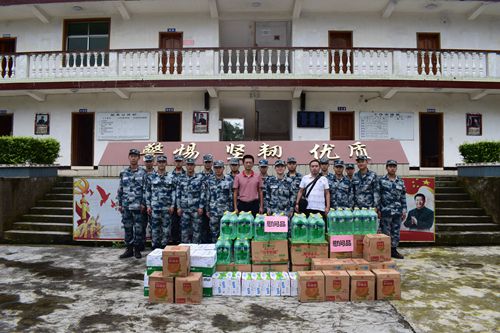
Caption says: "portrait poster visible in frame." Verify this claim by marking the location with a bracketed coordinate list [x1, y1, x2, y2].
[400, 177, 435, 242]
[34, 113, 50, 135]
[193, 111, 209, 133]
[466, 113, 482, 136]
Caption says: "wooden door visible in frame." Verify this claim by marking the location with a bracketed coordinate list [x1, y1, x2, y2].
[417, 33, 440, 75]
[419, 113, 443, 167]
[329, 31, 353, 74]
[330, 112, 354, 140]
[0, 114, 13, 136]
[158, 112, 181, 141]
[0, 38, 16, 78]
[71, 113, 94, 166]
[159, 32, 183, 74]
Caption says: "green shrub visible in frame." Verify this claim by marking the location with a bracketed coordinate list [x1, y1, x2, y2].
[459, 141, 500, 163]
[0, 136, 60, 164]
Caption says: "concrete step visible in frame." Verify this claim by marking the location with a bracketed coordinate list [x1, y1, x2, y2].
[436, 231, 500, 246]
[435, 187, 468, 194]
[435, 176, 457, 181]
[29, 207, 73, 215]
[56, 180, 73, 187]
[435, 193, 470, 201]
[3, 230, 73, 244]
[436, 223, 500, 232]
[50, 187, 73, 194]
[12, 222, 73, 232]
[435, 207, 486, 216]
[22, 214, 72, 223]
[37, 200, 73, 208]
[435, 200, 478, 208]
[435, 181, 459, 188]
[436, 215, 493, 224]
[45, 193, 73, 200]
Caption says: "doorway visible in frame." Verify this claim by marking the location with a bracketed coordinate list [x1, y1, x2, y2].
[330, 112, 354, 140]
[71, 113, 94, 166]
[419, 113, 443, 167]
[417, 33, 440, 75]
[158, 112, 181, 141]
[329, 31, 353, 74]
[255, 100, 291, 140]
[0, 38, 16, 78]
[0, 114, 13, 136]
[159, 32, 183, 74]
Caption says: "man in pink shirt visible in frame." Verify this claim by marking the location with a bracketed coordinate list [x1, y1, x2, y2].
[233, 154, 263, 216]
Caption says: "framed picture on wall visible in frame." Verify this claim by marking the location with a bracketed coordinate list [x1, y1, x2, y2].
[193, 111, 209, 133]
[34, 113, 50, 135]
[466, 113, 482, 136]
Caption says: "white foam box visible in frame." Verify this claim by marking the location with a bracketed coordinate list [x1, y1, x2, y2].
[191, 248, 217, 268]
[288, 272, 298, 297]
[146, 248, 163, 267]
[241, 272, 254, 296]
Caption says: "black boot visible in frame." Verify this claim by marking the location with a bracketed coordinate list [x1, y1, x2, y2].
[134, 247, 142, 259]
[391, 247, 404, 259]
[119, 246, 134, 259]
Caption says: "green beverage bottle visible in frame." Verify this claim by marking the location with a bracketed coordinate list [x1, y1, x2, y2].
[311, 213, 325, 243]
[353, 207, 361, 235]
[228, 211, 238, 240]
[370, 208, 378, 234]
[327, 209, 335, 235]
[216, 238, 231, 264]
[336, 208, 344, 235]
[292, 213, 308, 242]
[237, 211, 254, 239]
[343, 208, 353, 235]
[253, 213, 268, 241]
[220, 211, 232, 240]
[234, 238, 250, 264]
[271, 213, 287, 241]
[360, 208, 368, 234]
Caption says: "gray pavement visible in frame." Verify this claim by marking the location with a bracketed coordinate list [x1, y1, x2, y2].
[0, 245, 498, 333]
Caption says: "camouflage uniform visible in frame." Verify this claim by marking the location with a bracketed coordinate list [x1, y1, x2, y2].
[141, 165, 155, 250]
[265, 175, 295, 216]
[176, 172, 206, 243]
[286, 171, 303, 204]
[352, 170, 380, 208]
[379, 174, 407, 247]
[206, 173, 234, 242]
[330, 176, 354, 209]
[145, 170, 176, 249]
[169, 167, 186, 244]
[117, 166, 147, 249]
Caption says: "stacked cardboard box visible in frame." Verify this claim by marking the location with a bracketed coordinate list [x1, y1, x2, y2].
[144, 248, 164, 296]
[290, 241, 329, 271]
[250, 239, 289, 272]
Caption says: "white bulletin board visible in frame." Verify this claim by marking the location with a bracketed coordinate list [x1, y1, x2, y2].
[359, 111, 414, 140]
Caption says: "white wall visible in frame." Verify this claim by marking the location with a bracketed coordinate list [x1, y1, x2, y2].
[3, 91, 219, 166]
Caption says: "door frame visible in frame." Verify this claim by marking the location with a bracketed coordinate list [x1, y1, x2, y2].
[157, 111, 182, 142]
[328, 31, 353, 74]
[419, 112, 443, 168]
[329, 111, 354, 140]
[0, 113, 14, 136]
[71, 112, 95, 166]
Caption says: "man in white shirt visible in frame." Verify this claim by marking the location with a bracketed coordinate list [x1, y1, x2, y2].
[294, 159, 330, 218]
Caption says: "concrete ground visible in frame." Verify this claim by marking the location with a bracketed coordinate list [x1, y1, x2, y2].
[0, 245, 498, 333]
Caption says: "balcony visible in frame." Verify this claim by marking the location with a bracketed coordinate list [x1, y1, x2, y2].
[1, 47, 498, 84]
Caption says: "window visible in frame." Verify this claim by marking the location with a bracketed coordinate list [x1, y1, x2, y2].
[64, 19, 110, 66]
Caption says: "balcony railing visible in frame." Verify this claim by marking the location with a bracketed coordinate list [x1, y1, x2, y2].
[1, 47, 498, 82]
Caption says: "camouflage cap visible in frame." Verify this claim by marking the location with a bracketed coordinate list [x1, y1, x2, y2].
[345, 163, 355, 169]
[229, 157, 240, 165]
[128, 148, 140, 156]
[203, 154, 214, 162]
[174, 155, 184, 161]
[156, 155, 167, 162]
[259, 159, 269, 167]
[319, 157, 330, 164]
[185, 158, 196, 164]
[287, 157, 297, 163]
[386, 159, 398, 166]
[144, 154, 154, 162]
[356, 155, 369, 161]
[334, 160, 345, 167]
[274, 159, 286, 167]
[214, 160, 224, 168]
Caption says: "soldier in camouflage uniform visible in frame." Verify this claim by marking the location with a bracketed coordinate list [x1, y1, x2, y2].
[169, 155, 186, 244]
[319, 157, 334, 181]
[145, 155, 176, 250]
[140, 154, 155, 251]
[117, 149, 147, 259]
[228, 157, 240, 180]
[286, 157, 303, 205]
[259, 159, 271, 212]
[206, 160, 234, 242]
[176, 158, 206, 243]
[199, 154, 215, 243]
[352, 155, 380, 209]
[266, 159, 295, 216]
[379, 160, 407, 259]
[345, 163, 355, 181]
[329, 160, 354, 209]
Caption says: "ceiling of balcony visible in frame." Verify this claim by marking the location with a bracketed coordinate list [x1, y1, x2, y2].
[0, 0, 499, 21]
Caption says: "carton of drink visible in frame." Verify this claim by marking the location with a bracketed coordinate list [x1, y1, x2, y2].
[224, 271, 242, 296]
[288, 272, 298, 296]
[203, 277, 213, 297]
[144, 270, 149, 297]
[279, 272, 291, 296]
[241, 272, 254, 296]
[269, 272, 281, 296]
[259, 272, 271, 296]
[251, 272, 262, 296]
[212, 272, 226, 296]
[147, 248, 163, 267]
[191, 248, 217, 268]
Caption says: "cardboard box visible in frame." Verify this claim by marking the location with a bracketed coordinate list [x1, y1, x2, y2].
[369, 260, 398, 271]
[348, 270, 375, 301]
[298, 271, 325, 302]
[175, 272, 203, 304]
[340, 259, 357, 271]
[216, 263, 252, 272]
[191, 248, 217, 268]
[144, 271, 149, 297]
[290, 242, 329, 265]
[372, 269, 401, 300]
[163, 245, 190, 277]
[363, 234, 391, 262]
[291, 264, 310, 271]
[251, 240, 289, 264]
[324, 270, 350, 302]
[352, 235, 365, 258]
[202, 277, 213, 297]
[148, 271, 174, 304]
[351, 259, 370, 271]
[329, 251, 352, 259]
[191, 265, 216, 277]
[311, 258, 345, 271]
[147, 248, 163, 267]
[252, 263, 289, 272]
[288, 272, 298, 297]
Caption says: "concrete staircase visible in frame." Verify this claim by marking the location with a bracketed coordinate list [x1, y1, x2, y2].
[3, 177, 74, 244]
[435, 176, 500, 246]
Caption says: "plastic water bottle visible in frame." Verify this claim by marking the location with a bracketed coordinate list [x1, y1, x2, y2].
[353, 207, 361, 234]
[253, 214, 268, 241]
[327, 209, 335, 235]
[344, 208, 353, 235]
[312, 213, 325, 243]
[370, 208, 378, 234]
[228, 211, 238, 240]
[237, 211, 254, 239]
[234, 238, 250, 264]
[292, 213, 308, 242]
[219, 211, 233, 240]
[271, 213, 287, 241]
[216, 238, 232, 264]
[359, 208, 367, 234]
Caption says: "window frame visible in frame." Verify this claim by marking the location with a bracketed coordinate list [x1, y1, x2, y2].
[63, 18, 111, 53]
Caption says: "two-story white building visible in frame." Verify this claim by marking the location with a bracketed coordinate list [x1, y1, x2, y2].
[0, 0, 499, 172]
